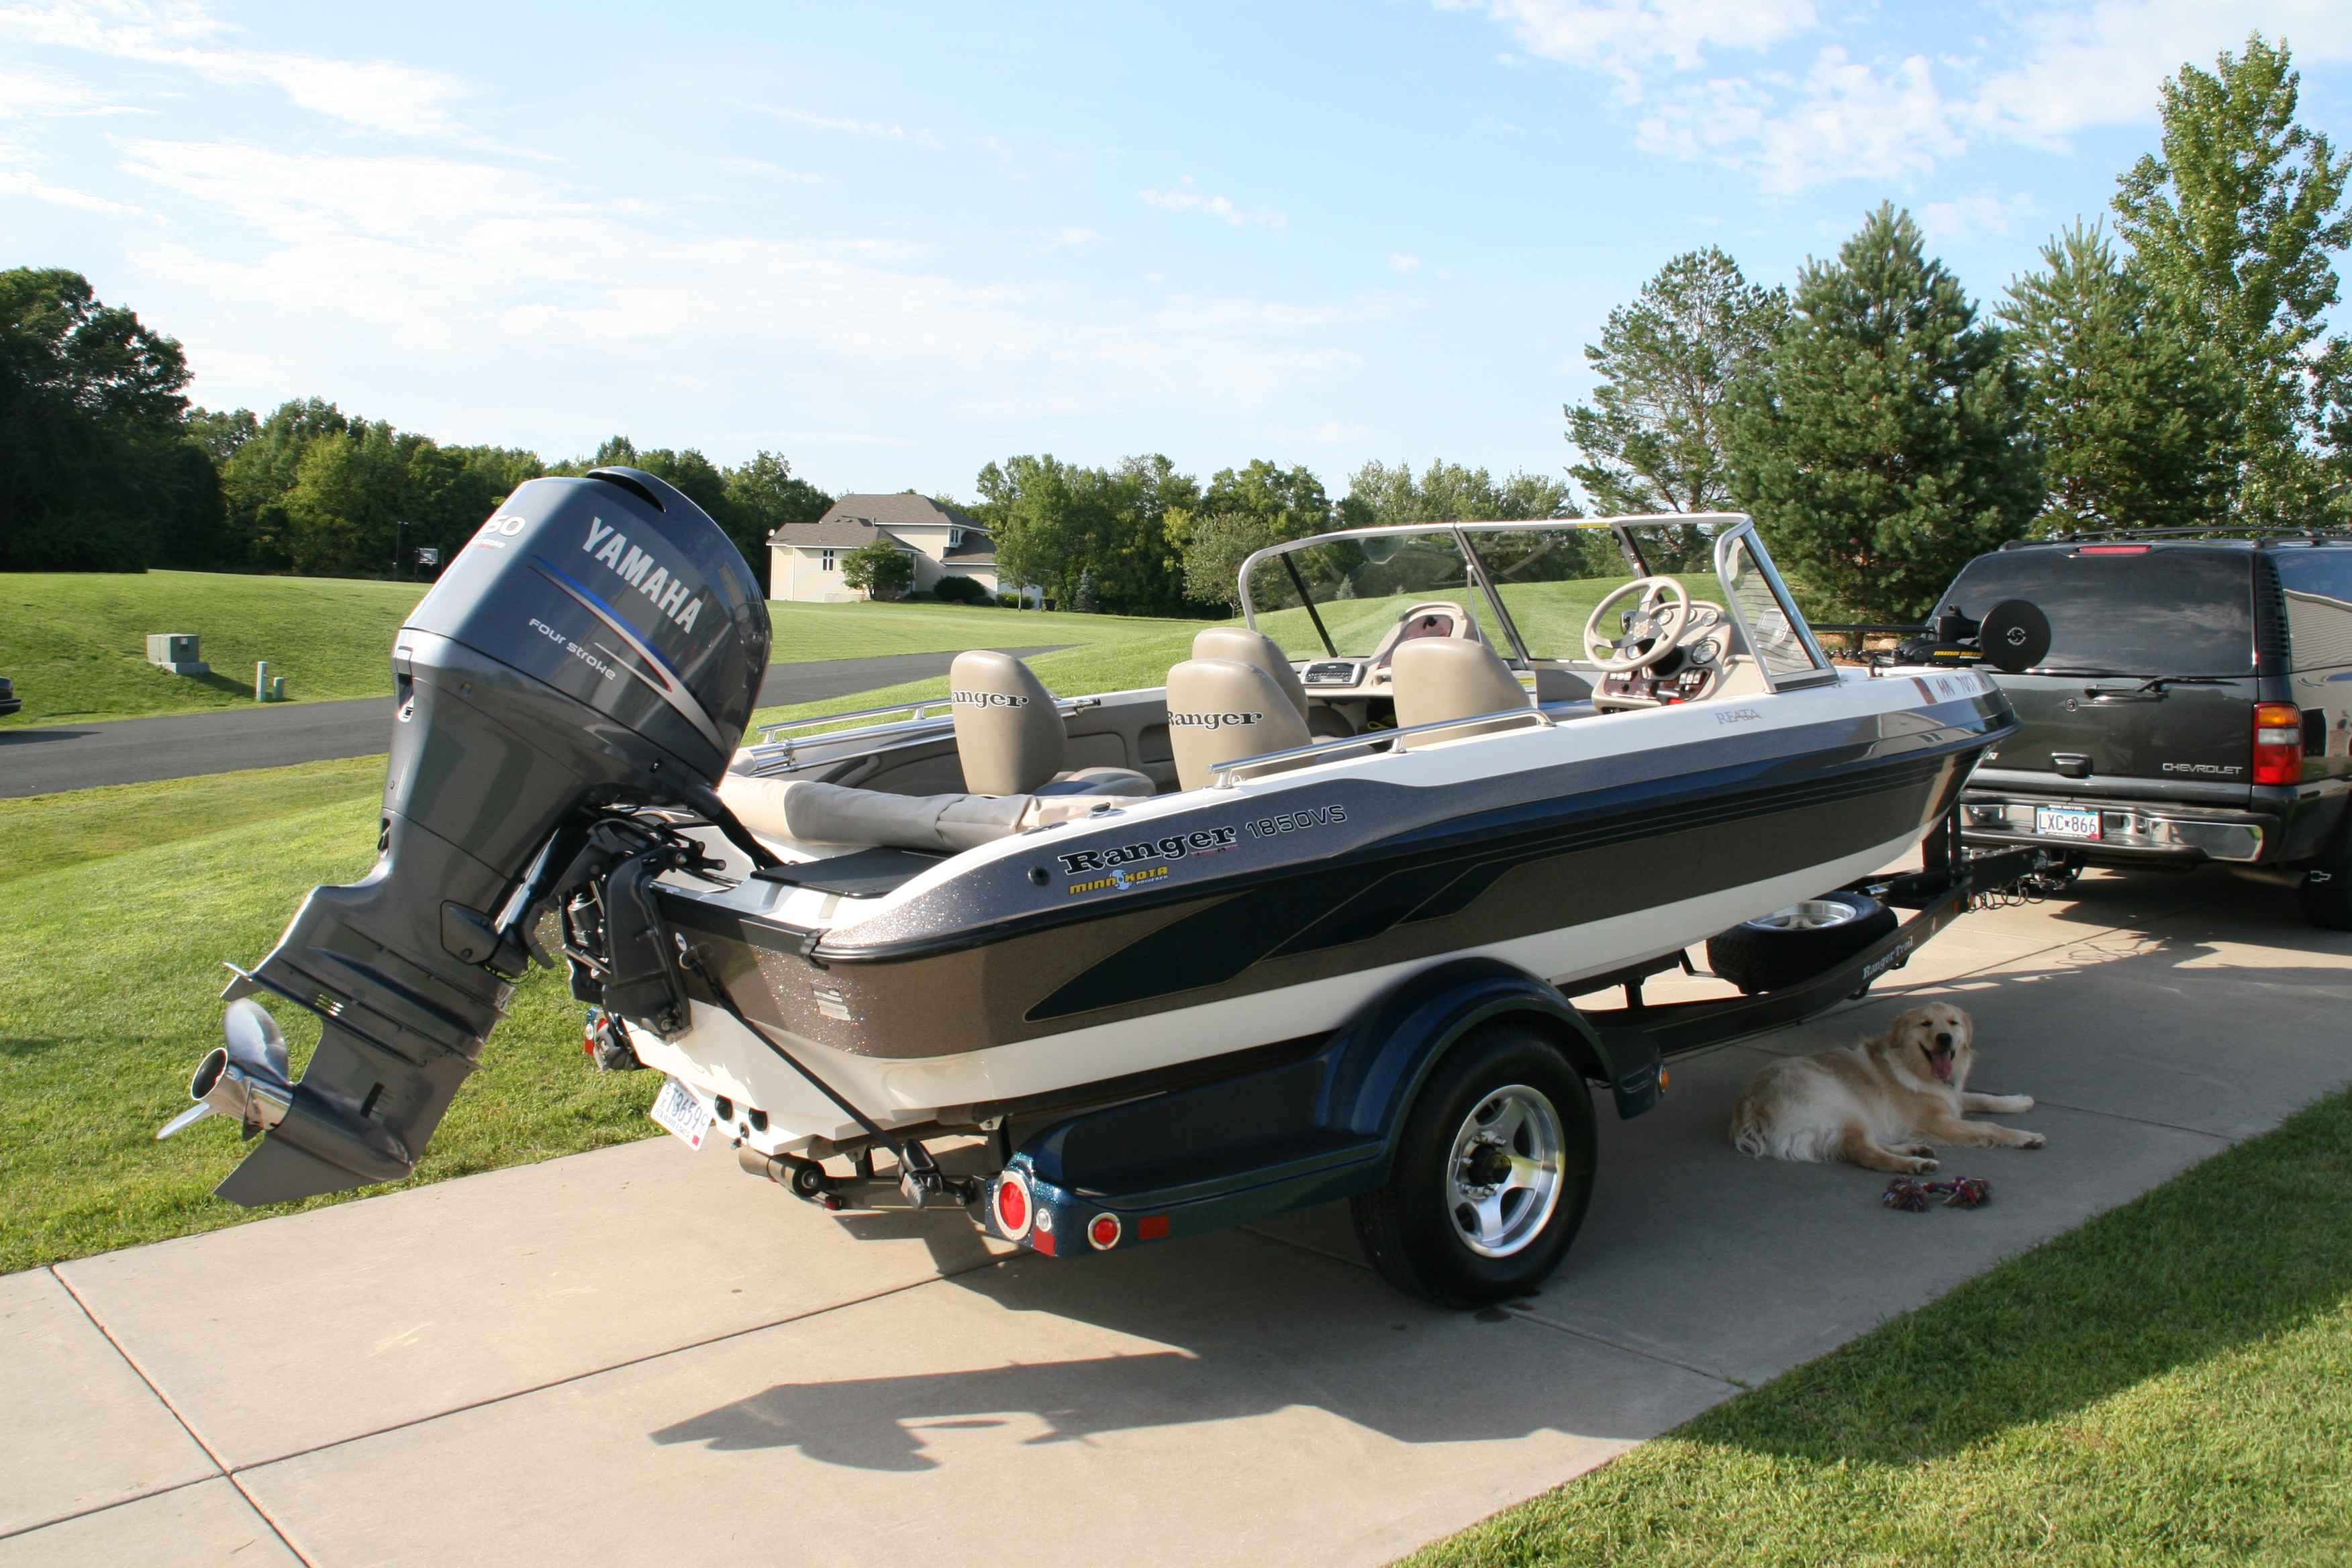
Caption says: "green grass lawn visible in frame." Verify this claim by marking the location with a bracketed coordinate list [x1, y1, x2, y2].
[1406, 1087, 2352, 1568]
[0, 569, 1196, 726]
[0, 758, 647, 1272]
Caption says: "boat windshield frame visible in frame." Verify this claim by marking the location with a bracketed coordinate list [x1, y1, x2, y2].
[1235, 512, 1837, 692]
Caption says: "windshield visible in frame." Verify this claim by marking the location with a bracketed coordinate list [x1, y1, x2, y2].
[1242, 525, 1637, 661]
[1939, 550, 2254, 677]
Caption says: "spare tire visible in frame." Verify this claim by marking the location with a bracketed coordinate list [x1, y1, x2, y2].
[1705, 891, 1896, 996]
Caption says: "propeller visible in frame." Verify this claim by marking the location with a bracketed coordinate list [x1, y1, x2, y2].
[156, 998, 293, 1142]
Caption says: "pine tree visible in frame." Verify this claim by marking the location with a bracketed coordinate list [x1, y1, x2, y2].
[2002, 222, 2238, 532]
[1729, 204, 2041, 622]
[1072, 565, 1100, 613]
[2114, 34, 2352, 527]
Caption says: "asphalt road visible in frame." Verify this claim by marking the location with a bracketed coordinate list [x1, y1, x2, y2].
[0, 647, 1066, 799]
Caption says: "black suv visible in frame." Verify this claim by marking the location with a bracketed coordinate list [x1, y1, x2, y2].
[1932, 532, 2352, 928]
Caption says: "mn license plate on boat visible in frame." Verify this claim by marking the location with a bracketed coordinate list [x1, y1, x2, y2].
[649, 1077, 713, 1150]
[2035, 806, 2102, 840]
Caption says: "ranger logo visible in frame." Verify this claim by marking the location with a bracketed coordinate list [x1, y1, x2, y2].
[1169, 710, 1262, 730]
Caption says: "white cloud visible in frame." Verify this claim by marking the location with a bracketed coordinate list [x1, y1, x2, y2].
[1139, 179, 1286, 230]
[1051, 226, 1099, 246]
[719, 157, 821, 183]
[0, 166, 141, 212]
[105, 137, 1369, 428]
[0, 0, 473, 137]
[1456, 0, 2352, 192]
[758, 107, 949, 150]
[1387, 252, 1422, 273]
[1918, 191, 2035, 244]
[1457, 0, 1816, 77]
[0, 62, 144, 117]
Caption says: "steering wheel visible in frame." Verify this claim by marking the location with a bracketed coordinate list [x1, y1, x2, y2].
[1582, 577, 1692, 674]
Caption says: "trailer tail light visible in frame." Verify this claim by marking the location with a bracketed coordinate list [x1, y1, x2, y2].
[1087, 1213, 1122, 1251]
[1136, 1214, 1170, 1241]
[991, 1171, 1032, 1240]
[2254, 703, 2303, 785]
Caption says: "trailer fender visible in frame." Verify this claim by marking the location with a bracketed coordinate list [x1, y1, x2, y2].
[1322, 958, 1661, 1154]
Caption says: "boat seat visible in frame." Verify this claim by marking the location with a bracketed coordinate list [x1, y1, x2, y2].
[1389, 636, 1533, 730]
[718, 774, 1147, 856]
[1165, 657, 1313, 790]
[950, 649, 1154, 797]
[1189, 626, 1310, 722]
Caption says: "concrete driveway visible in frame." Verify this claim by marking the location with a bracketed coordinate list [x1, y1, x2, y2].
[0, 648, 1066, 797]
[6, 869, 2349, 1567]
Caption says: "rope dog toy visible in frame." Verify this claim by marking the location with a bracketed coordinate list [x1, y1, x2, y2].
[1883, 1175, 1992, 1212]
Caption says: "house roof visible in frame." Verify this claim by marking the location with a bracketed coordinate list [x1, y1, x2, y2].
[769, 492, 996, 562]
[771, 493, 983, 543]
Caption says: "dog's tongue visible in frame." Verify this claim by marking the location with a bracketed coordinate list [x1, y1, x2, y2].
[1932, 1055, 1953, 1082]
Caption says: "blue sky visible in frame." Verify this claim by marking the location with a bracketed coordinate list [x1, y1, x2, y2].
[6, 1, 2349, 504]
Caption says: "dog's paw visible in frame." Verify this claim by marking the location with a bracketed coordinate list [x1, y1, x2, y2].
[2010, 1095, 2037, 1112]
[2018, 1131, 2046, 1150]
[1897, 1142, 1937, 1158]
[1905, 1156, 1940, 1174]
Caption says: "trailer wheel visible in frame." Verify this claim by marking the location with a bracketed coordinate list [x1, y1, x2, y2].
[1704, 891, 1895, 996]
[1350, 1022, 1596, 1306]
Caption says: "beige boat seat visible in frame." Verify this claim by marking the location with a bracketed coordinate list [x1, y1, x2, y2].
[1165, 657, 1313, 790]
[720, 774, 1145, 855]
[949, 650, 1154, 797]
[1190, 626, 1309, 722]
[1389, 636, 1532, 730]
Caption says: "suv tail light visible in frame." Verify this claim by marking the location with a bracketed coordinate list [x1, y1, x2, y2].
[2253, 703, 2303, 785]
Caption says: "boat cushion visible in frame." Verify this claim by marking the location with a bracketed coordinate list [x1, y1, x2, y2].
[1389, 636, 1531, 730]
[1190, 626, 1310, 722]
[950, 649, 1065, 795]
[718, 773, 1146, 855]
[1036, 765, 1158, 797]
[1165, 658, 1314, 790]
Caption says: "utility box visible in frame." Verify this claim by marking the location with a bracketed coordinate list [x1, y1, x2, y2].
[146, 634, 210, 676]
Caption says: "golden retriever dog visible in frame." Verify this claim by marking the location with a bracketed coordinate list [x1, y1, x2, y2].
[1728, 1003, 2043, 1174]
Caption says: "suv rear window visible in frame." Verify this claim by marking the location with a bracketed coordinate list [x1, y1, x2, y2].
[1937, 549, 2254, 677]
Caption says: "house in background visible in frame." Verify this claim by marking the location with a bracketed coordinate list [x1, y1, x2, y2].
[767, 493, 1032, 603]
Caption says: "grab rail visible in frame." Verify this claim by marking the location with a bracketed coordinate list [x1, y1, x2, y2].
[1210, 703, 1555, 789]
[743, 694, 1104, 775]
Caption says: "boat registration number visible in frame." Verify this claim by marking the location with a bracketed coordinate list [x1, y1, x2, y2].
[2035, 806, 2102, 840]
[649, 1077, 714, 1151]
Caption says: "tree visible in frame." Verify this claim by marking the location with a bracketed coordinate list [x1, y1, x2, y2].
[1729, 204, 2041, 622]
[1168, 459, 1331, 609]
[2002, 222, 2239, 532]
[2114, 34, 2352, 526]
[219, 397, 354, 569]
[840, 540, 913, 599]
[1566, 247, 1785, 567]
[0, 267, 193, 570]
[978, 453, 1198, 614]
[282, 423, 411, 575]
[724, 451, 831, 548]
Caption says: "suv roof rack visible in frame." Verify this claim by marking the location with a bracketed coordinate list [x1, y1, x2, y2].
[2001, 524, 2352, 550]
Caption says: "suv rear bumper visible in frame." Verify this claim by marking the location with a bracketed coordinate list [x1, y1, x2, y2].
[1959, 794, 2275, 865]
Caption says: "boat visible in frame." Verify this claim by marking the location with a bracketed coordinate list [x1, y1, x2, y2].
[158, 470, 2023, 1301]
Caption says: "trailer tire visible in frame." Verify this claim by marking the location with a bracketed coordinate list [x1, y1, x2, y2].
[1704, 891, 1895, 996]
[1349, 1022, 1596, 1307]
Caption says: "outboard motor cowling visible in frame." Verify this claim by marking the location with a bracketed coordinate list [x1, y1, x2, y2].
[159, 469, 771, 1205]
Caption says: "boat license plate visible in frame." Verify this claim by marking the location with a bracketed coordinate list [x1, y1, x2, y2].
[648, 1077, 714, 1151]
[2035, 806, 2102, 840]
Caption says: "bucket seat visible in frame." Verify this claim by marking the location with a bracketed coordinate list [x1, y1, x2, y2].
[1389, 636, 1532, 730]
[1164, 657, 1313, 789]
[950, 650, 1154, 797]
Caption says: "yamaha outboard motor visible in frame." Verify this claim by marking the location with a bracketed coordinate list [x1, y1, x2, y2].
[156, 469, 771, 1204]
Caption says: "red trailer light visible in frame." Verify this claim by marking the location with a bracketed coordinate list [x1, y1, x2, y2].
[2254, 703, 2304, 785]
[1136, 1214, 1170, 1241]
[991, 1171, 1032, 1240]
[1087, 1214, 1122, 1251]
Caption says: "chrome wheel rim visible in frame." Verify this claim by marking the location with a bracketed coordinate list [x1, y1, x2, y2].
[1445, 1084, 1565, 1259]
[1752, 899, 1858, 932]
